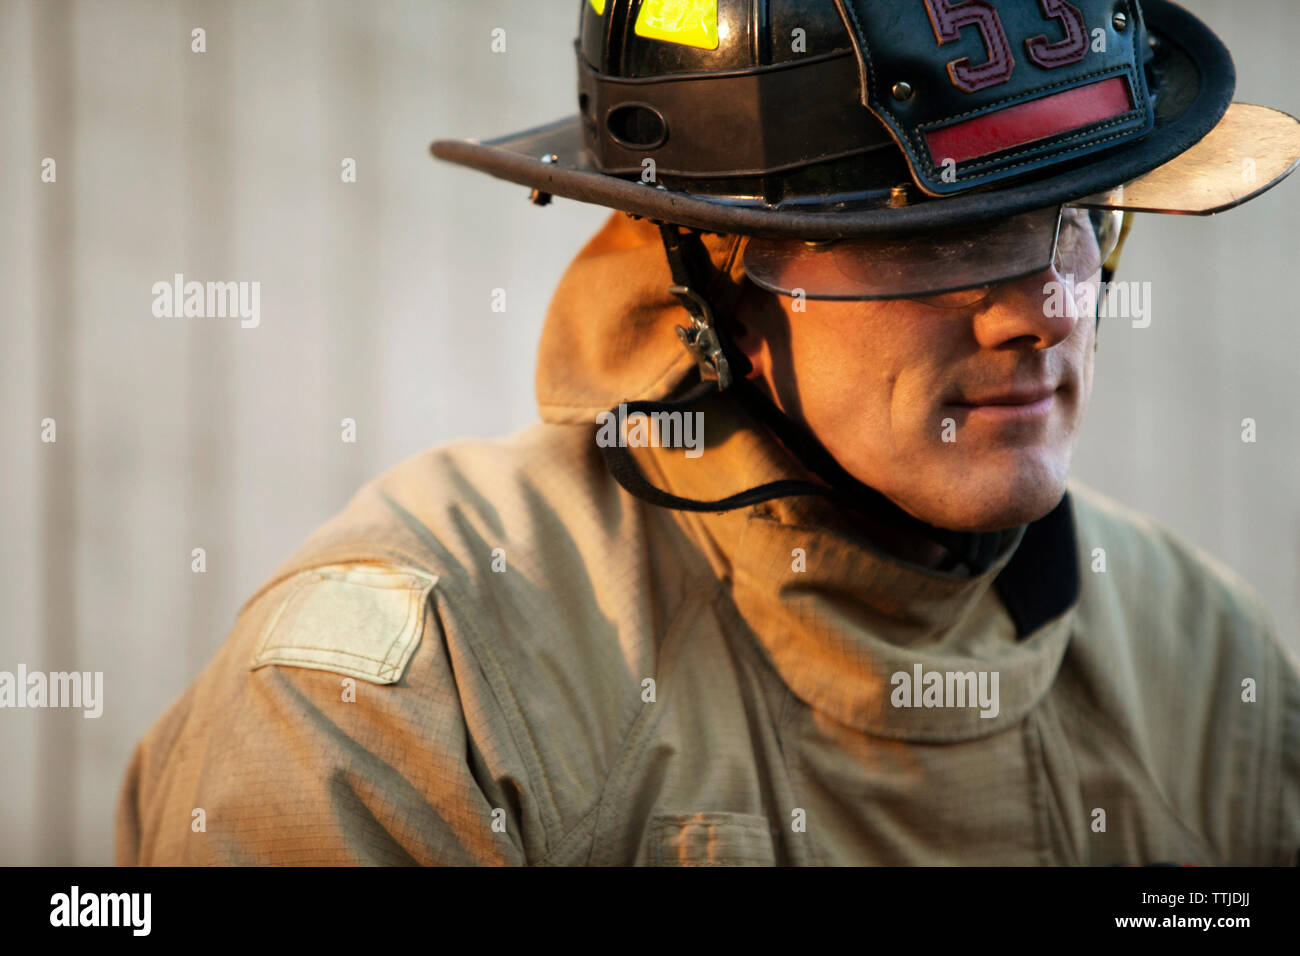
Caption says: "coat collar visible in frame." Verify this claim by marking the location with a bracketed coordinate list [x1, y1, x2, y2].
[634, 390, 1078, 741]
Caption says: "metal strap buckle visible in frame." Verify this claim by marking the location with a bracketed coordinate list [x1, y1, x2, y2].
[671, 284, 732, 391]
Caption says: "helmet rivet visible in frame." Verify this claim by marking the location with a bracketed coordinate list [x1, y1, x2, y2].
[889, 184, 911, 208]
[540, 153, 558, 164]
[1113, 10, 1128, 31]
[891, 81, 914, 102]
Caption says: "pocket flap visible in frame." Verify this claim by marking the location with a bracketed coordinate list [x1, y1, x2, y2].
[646, 812, 777, 866]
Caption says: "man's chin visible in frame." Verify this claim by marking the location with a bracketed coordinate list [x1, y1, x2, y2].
[889, 460, 1070, 533]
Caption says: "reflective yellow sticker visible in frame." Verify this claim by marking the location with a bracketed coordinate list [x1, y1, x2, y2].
[634, 0, 719, 51]
[589, 0, 605, 14]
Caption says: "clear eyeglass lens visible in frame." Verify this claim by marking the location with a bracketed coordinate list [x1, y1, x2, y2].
[1092, 208, 1125, 263]
[743, 206, 1123, 304]
[1053, 207, 1119, 280]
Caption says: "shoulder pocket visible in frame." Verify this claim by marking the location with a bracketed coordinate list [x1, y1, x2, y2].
[646, 812, 777, 867]
[249, 563, 438, 685]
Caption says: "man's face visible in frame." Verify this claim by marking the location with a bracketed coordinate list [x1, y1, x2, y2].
[732, 217, 1103, 532]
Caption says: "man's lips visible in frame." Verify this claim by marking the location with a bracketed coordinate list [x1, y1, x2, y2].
[951, 386, 1059, 407]
[946, 385, 1062, 424]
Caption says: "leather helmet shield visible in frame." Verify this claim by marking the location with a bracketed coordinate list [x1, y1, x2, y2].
[836, 0, 1154, 196]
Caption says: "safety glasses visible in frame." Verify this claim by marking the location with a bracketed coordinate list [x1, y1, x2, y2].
[742, 206, 1124, 307]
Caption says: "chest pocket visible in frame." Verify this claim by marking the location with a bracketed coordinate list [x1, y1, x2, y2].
[646, 812, 777, 866]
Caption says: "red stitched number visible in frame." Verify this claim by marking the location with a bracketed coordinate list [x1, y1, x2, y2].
[924, 0, 1090, 93]
[1026, 0, 1089, 68]
[923, 0, 1014, 93]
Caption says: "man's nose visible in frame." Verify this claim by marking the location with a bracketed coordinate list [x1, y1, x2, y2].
[970, 264, 1079, 351]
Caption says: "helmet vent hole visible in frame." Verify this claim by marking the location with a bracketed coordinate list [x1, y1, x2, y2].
[606, 103, 668, 150]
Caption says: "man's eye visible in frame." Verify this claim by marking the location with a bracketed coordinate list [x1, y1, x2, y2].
[910, 287, 994, 309]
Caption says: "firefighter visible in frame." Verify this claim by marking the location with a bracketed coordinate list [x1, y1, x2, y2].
[118, 0, 1300, 865]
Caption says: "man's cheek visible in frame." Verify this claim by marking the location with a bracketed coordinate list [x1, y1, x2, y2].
[1074, 325, 1098, 409]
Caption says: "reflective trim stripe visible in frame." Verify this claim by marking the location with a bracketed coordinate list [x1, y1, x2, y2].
[925, 75, 1134, 165]
[635, 0, 719, 51]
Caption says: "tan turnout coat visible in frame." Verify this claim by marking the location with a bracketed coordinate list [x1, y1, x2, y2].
[117, 213, 1300, 866]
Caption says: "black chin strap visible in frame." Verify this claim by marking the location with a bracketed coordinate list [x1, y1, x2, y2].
[600, 379, 826, 513]
[598, 381, 1005, 573]
[596, 224, 1006, 575]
